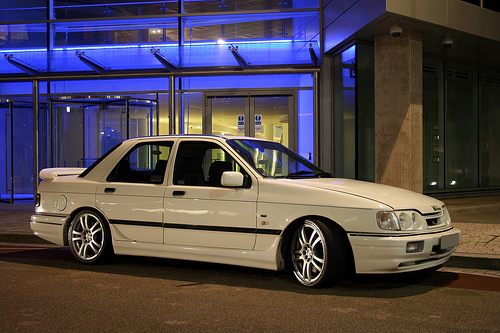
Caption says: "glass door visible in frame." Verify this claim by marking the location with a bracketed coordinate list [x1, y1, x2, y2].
[253, 95, 290, 147]
[209, 96, 248, 136]
[206, 93, 293, 148]
[52, 96, 158, 168]
[0, 100, 37, 202]
[1, 100, 13, 203]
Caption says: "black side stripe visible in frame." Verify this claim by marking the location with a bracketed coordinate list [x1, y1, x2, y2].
[110, 220, 163, 228]
[109, 220, 281, 235]
[34, 212, 69, 218]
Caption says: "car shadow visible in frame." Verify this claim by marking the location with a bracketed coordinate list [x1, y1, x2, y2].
[0, 246, 461, 298]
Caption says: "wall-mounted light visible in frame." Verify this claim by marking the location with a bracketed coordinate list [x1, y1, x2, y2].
[229, 45, 248, 69]
[76, 51, 110, 74]
[150, 48, 177, 72]
[4, 54, 45, 76]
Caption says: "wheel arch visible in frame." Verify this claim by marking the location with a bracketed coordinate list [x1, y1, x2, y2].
[63, 206, 110, 246]
[279, 215, 355, 274]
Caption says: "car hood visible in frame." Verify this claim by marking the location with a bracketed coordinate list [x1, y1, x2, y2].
[277, 178, 443, 214]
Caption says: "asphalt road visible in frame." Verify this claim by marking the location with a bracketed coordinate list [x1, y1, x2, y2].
[1, 244, 499, 332]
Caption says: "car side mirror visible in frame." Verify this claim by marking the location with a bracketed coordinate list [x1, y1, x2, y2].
[221, 171, 244, 187]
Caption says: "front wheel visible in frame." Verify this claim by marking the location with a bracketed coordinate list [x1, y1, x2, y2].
[68, 210, 113, 264]
[290, 219, 348, 287]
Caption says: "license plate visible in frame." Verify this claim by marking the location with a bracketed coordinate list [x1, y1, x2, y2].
[441, 233, 460, 250]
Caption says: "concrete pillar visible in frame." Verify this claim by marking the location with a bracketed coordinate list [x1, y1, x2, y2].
[374, 30, 423, 193]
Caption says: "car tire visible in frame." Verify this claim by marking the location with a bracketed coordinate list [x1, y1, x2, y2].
[290, 219, 348, 287]
[68, 210, 113, 264]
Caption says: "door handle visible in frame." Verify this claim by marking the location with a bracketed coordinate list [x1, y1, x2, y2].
[173, 191, 185, 196]
[104, 187, 116, 193]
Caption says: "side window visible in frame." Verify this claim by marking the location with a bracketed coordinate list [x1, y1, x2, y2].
[107, 142, 173, 184]
[173, 141, 250, 187]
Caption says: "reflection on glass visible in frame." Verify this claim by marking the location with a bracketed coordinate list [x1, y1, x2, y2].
[445, 63, 478, 189]
[480, 69, 500, 187]
[228, 139, 327, 178]
[333, 45, 356, 179]
[183, 92, 203, 134]
[254, 96, 289, 146]
[211, 96, 246, 136]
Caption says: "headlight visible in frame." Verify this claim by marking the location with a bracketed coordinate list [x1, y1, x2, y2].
[412, 212, 424, 229]
[443, 207, 452, 226]
[399, 213, 413, 230]
[377, 211, 400, 230]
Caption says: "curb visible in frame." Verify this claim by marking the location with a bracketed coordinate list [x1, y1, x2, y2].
[447, 254, 500, 271]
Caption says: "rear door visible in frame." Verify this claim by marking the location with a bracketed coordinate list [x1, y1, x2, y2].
[96, 140, 174, 243]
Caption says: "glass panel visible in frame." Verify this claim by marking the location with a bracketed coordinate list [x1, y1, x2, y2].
[211, 96, 246, 136]
[480, 70, 500, 187]
[54, 1, 178, 19]
[158, 93, 170, 135]
[184, 0, 319, 12]
[55, 104, 84, 167]
[173, 141, 245, 187]
[423, 58, 445, 191]
[55, 25, 178, 47]
[182, 92, 203, 134]
[128, 99, 158, 138]
[99, 104, 125, 159]
[107, 142, 173, 184]
[297, 90, 314, 162]
[185, 20, 293, 42]
[228, 139, 325, 178]
[0, 23, 46, 51]
[333, 45, 356, 178]
[254, 96, 289, 147]
[0, 102, 12, 202]
[445, 63, 478, 189]
[483, 0, 500, 12]
[13, 104, 34, 198]
[0, 5, 46, 22]
[357, 44, 375, 182]
[83, 106, 101, 167]
[0, 101, 45, 201]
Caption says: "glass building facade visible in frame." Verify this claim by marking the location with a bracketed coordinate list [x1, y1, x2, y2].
[1, 0, 319, 202]
[1, 0, 500, 201]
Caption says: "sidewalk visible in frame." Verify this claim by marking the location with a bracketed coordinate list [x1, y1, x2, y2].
[1, 197, 499, 270]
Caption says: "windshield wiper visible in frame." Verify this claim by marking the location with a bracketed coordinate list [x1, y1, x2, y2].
[316, 171, 332, 178]
[286, 170, 315, 178]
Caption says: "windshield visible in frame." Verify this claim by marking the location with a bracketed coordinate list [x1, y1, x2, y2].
[227, 139, 331, 179]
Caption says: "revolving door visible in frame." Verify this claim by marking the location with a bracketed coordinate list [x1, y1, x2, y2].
[1, 100, 47, 203]
[51, 96, 158, 168]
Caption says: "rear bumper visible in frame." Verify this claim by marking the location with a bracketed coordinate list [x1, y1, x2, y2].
[348, 227, 461, 274]
[30, 213, 68, 246]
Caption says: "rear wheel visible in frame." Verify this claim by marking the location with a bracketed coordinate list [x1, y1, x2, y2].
[290, 219, 348, 287]
[68, 210, 112, 264]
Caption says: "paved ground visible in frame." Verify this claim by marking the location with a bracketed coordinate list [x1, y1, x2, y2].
[1, 196, 499, 270]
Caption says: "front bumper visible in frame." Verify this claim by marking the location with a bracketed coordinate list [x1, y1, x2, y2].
[348, 227, 461, 274]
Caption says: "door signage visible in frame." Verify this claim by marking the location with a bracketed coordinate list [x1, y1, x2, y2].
[238, 115, 245, 133]
[255, 114, 263, 134]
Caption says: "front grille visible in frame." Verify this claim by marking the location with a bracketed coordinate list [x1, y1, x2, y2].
[427, 218, 439, 226]
[425, 212, 445, 228]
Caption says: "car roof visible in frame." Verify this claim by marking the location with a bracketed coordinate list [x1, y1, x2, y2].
[125, 134, 269, 143]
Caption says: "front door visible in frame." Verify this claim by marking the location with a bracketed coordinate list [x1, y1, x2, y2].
[164, 138, 258, 250]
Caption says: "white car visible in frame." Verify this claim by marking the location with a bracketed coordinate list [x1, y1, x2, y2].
[31, 135, 461, 287]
